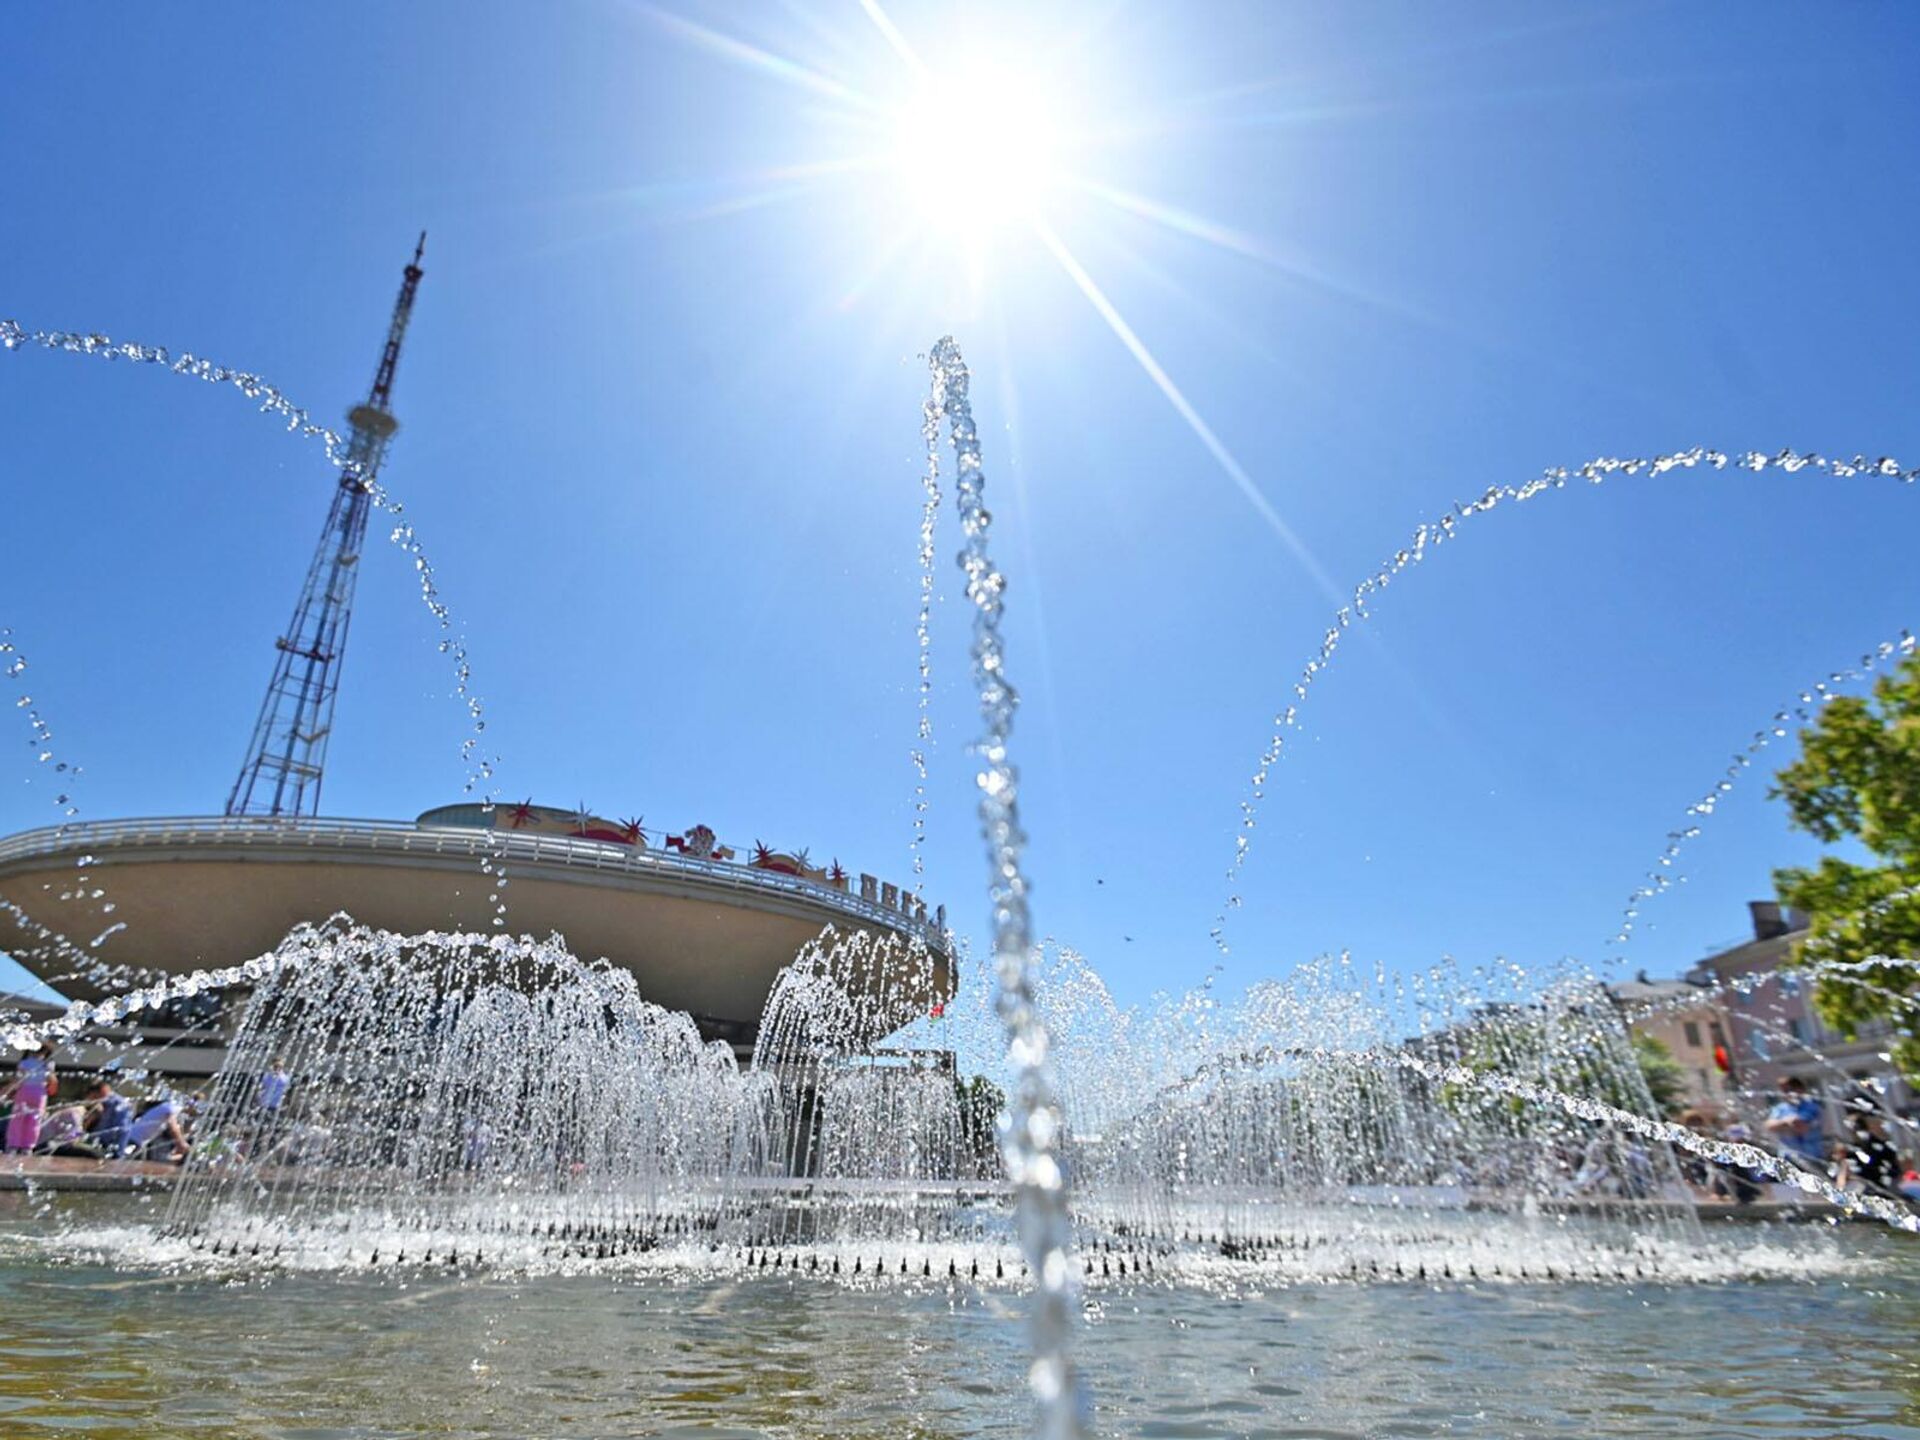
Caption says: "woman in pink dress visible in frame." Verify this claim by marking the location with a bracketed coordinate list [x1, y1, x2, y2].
[3, 1042, 57, 1152]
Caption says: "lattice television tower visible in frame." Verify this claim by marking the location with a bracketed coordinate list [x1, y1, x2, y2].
[226, 234, 427, 818]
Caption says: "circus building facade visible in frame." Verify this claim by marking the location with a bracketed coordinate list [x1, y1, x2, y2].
[0, 799, 953, 1070]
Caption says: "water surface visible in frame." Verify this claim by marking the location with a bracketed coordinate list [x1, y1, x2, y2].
[3, 1196, 1917, 1439]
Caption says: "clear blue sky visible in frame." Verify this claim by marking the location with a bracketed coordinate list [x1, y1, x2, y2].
[2, 3, 1917, 1008]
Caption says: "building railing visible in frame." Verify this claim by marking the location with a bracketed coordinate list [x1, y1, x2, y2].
[0, 815, 950, 950]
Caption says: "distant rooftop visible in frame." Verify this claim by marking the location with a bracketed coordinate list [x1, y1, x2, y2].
[1607, 975, 1714, 1011]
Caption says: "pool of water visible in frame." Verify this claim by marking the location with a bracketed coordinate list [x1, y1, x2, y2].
[3, 1195, 1918, 1438]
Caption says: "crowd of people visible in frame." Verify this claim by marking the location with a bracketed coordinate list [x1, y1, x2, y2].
[1439, 1076, 1920, 1211]
[1760, 1076, 1920, 1204]
[9, 1041, 1920, 1212]
[2, 1041, 294, 1166]
[1673, 1076, 1920, 1208]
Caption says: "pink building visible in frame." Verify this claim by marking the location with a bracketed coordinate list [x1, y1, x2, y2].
[1611, 975, 1737, 1120]
[1686, 901, 1915, 1132]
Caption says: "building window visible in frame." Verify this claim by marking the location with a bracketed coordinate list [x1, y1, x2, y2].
[1683, 1021, 1702, 1049]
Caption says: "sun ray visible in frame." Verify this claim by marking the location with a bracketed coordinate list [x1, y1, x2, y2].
[1073, 172, 1618, 390]
[633, 2, 884, 115]
[1091, 7, 1641, 146]
[856, 0, 930, 84]
[502, 162, 884, 267]
[1033, 220, 1344, 605]
[605, 155, 885, 213]
[1074, 178, 1281, 267]
[1073, 177, 1447, 330]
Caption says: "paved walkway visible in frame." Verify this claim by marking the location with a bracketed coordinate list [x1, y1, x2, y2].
[1523, 1194, 1875, 1223]
[1, 1154, 181, 1190]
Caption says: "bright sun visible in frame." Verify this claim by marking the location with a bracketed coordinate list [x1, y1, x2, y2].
[890, 61, 1065, 231]
[641, 0, 1338, 650]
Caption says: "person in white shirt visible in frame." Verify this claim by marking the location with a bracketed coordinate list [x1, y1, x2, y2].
[126, 1093, 190, 1163]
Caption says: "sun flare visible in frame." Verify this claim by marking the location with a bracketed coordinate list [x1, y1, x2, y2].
[636, 0, 1332, 582]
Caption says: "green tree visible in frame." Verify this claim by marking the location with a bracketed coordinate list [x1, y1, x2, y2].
[954, 1073, 1006, 1174]
[1630, 1032, 1686, 1118]
[1437, 1005, 1681, 1121]
[1772, 650, 1920, 1080]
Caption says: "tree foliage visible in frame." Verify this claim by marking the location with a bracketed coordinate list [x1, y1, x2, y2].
[954, 1073, 1005, 1171]
[1437, 1004, 1679, 1122]
[1772, 651, 1920, 1079]
[1630, 1032, 1686, 1118]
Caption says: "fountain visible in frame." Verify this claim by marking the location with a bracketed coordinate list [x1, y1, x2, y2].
[3, 331, 1918, 1440]
[157, 919, 742, 1265]
[93, 915, 1900, 1280]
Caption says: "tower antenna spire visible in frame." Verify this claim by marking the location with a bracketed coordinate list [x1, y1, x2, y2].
[226, 236, 428, 818]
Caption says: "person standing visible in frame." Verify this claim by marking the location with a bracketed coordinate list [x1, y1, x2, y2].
[1707, 1120, 1763, 1204]
[258, 1057, 292, 1116]
[1764, 1076, 1826, 1167]
[252, 1057, 292, 1153]
[2, 1042, 57, 1153]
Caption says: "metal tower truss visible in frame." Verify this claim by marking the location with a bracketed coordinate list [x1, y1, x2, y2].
[226, 235, 426, 818]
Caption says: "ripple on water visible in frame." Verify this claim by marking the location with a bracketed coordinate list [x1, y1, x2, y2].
[2, 1202, 1918, 1438]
